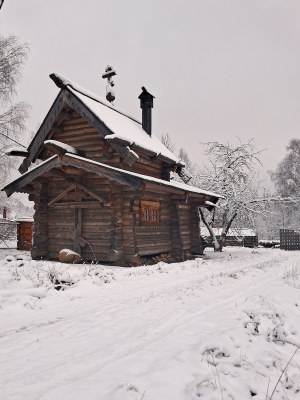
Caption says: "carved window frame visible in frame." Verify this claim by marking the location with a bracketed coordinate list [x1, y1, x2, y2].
[140, 200, 160, 225]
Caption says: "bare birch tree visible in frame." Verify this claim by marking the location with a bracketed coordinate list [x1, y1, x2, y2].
[0, 32, 30, 184]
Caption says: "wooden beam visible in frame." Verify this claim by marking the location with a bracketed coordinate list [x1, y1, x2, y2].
[19, 90, 67, 173]
[60, 154, 142, 190]
[53, 201, 102, 208]
[75, 182, 108, 204]
[3, 156, 61, 197]
[48, 184, 76, 206]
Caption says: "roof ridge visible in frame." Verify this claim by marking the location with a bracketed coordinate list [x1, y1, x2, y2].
[50, 73, 142, 125]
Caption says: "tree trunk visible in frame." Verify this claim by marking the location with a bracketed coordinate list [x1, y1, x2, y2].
[218, 213, 238, 251]
[199, 208, 238, 252]
[198, 208, 220, 251]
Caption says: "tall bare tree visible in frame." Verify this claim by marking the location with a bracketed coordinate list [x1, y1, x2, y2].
[0, 32, 30, 184]
[270, 139, 300, 198]
[193, 140, 268, 251]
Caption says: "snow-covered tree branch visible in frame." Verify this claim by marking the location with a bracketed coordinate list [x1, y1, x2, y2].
[0, 32, 30, 185]
[192, 140, 270, 251]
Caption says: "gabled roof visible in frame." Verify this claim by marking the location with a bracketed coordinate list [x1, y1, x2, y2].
[19, 73, 180, 174]
[3, 153, 221, 206]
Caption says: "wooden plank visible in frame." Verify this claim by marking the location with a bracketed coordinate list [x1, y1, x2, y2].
[19, 90, 66, 173]
[53, 202, 103, 208]
[4, 156, 61, 197]
[75, 182, 108, 204]
[60, 154, 143, 190]
[48, 184, 76, 206]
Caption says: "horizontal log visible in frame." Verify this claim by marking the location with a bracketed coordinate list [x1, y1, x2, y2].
[134, 228, 170, 235]
[138, 245, 172, 256]
[81, 245, 110, 253]
[107, 249, 125, 262]
[123, 247, 138, 255]
[135, 224, 170, 231]
[123, 254, 141, 264]
[48, 220, 74, 226]
[137, 240, 171, 248]
[55, 130, 102, 140]
[136, 241, 171, 248]
[81, 227, 121, 234]
[53, 202, 103, 209]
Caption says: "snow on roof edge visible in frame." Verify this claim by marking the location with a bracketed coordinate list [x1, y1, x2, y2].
[50, 73, 142, 125]
[2, 153, 221, 200]
[65, 154, 221, 199]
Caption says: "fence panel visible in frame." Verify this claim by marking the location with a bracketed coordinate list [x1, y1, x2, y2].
[280, 229, 300, 250]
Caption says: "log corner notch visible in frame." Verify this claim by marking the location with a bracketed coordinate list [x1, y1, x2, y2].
[107, 249, 125, 262]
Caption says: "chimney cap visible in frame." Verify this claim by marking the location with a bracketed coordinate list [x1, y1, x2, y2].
[138, 86, 155, 99]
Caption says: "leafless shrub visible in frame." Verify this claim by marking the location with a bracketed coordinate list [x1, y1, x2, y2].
[284, 265, 299, 280]
[0, 221, 17, 246]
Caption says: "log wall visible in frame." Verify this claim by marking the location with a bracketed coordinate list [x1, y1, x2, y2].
[190, 204, 204, 254]
[50, 112, 165, 179]
[28, 168, 204, 263]
[31, 179, 49, 259]
[46, 177, 75, 259]
[134, 189, 172, 256]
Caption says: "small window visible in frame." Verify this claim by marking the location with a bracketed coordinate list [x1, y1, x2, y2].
[141, 200, 160, 225]
[152, 210, 157, 221]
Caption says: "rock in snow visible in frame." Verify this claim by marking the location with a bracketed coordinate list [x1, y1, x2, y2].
[59, 249, 82, 263]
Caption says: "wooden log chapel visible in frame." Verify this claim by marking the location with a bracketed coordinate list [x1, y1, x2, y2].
[2, 72, 220, 265]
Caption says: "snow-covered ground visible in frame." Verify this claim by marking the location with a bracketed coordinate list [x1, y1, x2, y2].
[0, 247, 300, 400]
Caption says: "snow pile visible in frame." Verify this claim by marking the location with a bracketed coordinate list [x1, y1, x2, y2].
[0, 248, 300, 400]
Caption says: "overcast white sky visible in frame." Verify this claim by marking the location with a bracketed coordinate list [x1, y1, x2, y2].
[2, 0, 300, 189]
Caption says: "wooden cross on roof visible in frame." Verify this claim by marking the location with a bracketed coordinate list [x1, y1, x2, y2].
[102, 65, 117, 103]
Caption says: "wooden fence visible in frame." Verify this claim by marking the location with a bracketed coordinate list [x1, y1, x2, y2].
[205, 235, 258, 248]
[0, 218, 33, 250]
[280, 229, 300, 250]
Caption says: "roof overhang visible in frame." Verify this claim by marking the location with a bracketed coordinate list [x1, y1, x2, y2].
[2, 154, 221, 208]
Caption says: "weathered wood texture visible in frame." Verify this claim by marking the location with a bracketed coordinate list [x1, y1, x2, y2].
[176, 204, 191, 251]
[46, 111, 166, 180]
[17, 221, 33, 251]
[131, 189, 172, 256]
[189, 204, 205, 254]
[31, 179, 49, 259]
[169, 201, 193, 256]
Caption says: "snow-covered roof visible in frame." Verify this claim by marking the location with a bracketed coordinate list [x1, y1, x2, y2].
[15, 217, 34, 222]
[66, 154, 220, 198]
[2, 153, 221, 201]
[50, 73, 180, 164]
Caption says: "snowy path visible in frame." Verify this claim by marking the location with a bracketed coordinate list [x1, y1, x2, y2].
[0, 248, 300, 399]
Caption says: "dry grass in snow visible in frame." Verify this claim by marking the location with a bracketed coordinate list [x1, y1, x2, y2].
[0, 247, 300, 400]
